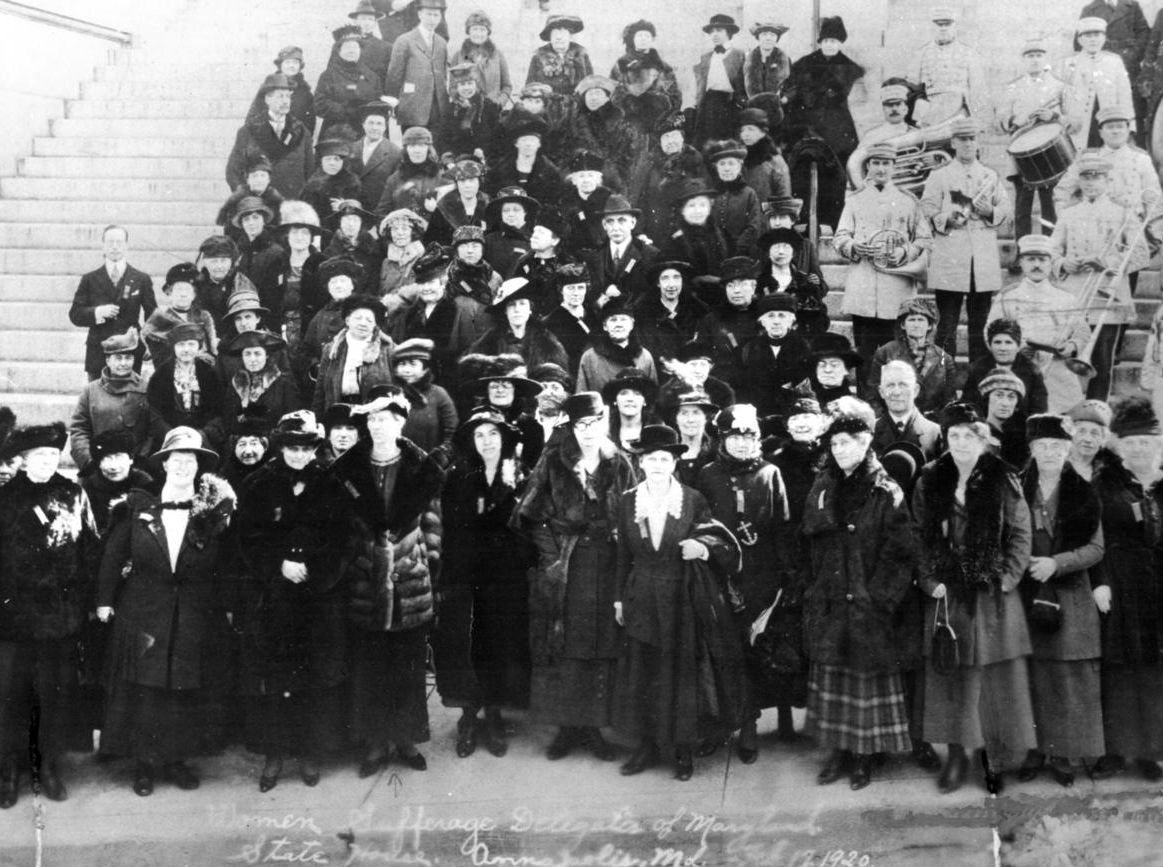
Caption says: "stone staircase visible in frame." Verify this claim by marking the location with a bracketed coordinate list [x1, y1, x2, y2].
[0, 0, 1157, 432]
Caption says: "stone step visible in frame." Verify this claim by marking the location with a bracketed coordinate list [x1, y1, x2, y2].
[1, 330, 86, 362]
[0, 362, 86, 396]
[66, 99, 252, 119]
[50, 117, 240, 139]
[0, 223, 215, 251]
[0, 176, 226, 201]
[18, 156, 224, 179]
[0, 249, 185, 275]
[0, 393, 82, 426]
[0, 199, 218, 225]
[0, 302, 74, 330]
[33, 137, 233, 159]
[82, 79, 265, 101]
[0, 275, 152, 303]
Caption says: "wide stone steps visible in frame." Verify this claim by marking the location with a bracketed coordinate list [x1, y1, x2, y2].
[66, 99, 252, 120]
[0, 177, 226, 200]
[33, 137, 234, 159]
[0, 249, 190, 275]
[4, 330, 86, 362]
[82, 79, 268, 100]
[0, 223, 215, 250]
[0, 301, 73, 330]
[50, 118, 240, 139]
[19, 156, 225, 179]
[0, 392, 81, 428]
[0, 199, 218, 224]
[1, 361, 87, 397]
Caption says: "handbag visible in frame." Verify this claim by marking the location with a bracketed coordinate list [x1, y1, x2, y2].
[1027, 582, 1062, 633]
[930, 595, 960, 675]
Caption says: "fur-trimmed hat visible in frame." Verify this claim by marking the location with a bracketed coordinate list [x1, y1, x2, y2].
[465, 11, 492, 33]
[737, 107, 769, 130]
[1027, 413, 1073, 441]
[322, 402, 363, 433]
[823, 397, 877, 440]
[811, 332, 862, 368]
[167, 322, 205, 346]
[101, 327, 140, 355]
[940, 402, 985, 435]
[198, 235, 238, 260]
[757, 227, 803, 254]
[897, 296, 938, 324]
[274, 46, 304, 67]
[722, 256, 759, 282]
[602, 369, 658, 405]
[451, 224, 486, 246]
[986, 317, 1022, 344]
[568, 149, 606, 175]
[5, 422, 67, 456]
[165, 262, 202, 290]
[818, 16, 847, 42]
[529, 362, 573, 390]
[91, 429, 137, 463]
[340, 293, 387, 328]
[786, 381, 822, 416]
[754, 293, 798, 316]
[1111, 395, 1162, 437]
[555, 261, 590, 291]
[704, 138, 747, 163]
[272, 410, 325, 447]
[318, 254, 365, 288]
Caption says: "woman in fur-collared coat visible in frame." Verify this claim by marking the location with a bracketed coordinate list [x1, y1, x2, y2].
[1016, 415, 1105, 788]
[311, 294, 395, 416]
[913, 403, 1035, 795]
[513, 392, 639, 762]
[801, 402, 916, 791]
[330, 386, 445, 776]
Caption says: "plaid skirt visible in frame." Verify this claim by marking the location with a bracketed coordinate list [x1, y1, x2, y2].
[806, 663, 911, 755]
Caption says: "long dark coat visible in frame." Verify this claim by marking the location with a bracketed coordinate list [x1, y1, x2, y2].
[69, 265, 156, 376]
[1019, 462, 1104, 661]
[232, 457, 351, 697]
[635, 145, 711, 246]
[0, 472, 99, 641]
[424, 190, 490, 247]
[632, 292, 706, 367]
[389, 295, 487, 390]
[97, 479, 235, 690]
[1093, 454, 1163, 667]
[572, 101, 641, 192]
[582, 237, 660, 307]
[914, 452, 1033, 667]
[468, 321, 569, 373]
[246, 73, 315, 135]
[311, 326, 395, 415]
[375, 155, 444, 217]
[146, 358, 224, 437]
[314, 60, 381, 138]
[739, 332, 813, 418]
[351, 138, 403, 213]
[439, 93, 503, 160]
[300, 168, 363, 226]
[754, 263, 830, 336]
[783, 50, 864, 163]
[541, 305, 596, 375]
[226, 117, 314, 199]
[69, 370, 169, 471]
[220, 370, 304, 437]
[801, 454, 916, 672]
[695, 304, 760, 392]
[483, 153, 566, 207]
[237, 230, 287, 317]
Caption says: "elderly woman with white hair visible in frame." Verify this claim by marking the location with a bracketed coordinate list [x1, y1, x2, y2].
[913, 403, 1035, 795]
[800, 397, 916, 791]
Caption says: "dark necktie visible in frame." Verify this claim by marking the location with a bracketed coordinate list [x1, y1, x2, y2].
[160, 500, 192, 510]
[714, 46, 727, 55]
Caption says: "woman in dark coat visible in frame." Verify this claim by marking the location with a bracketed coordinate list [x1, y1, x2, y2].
[636, 115, 712, 246]
[436, 409, 532, 758]
[314, 28, 380, 139]
[374, 128, 443, 217]
[525, 15, 593, 141]
[0, 424, 99, 807]
[330, 386, 445, 776]
[514, 392, 638, 761]
[219, 330, 304, 438]
[469, 279, 570, 373]
[232, 411, 351, 791]
[913, 403, 1035, 795]
[801, 400, 916, 790]
[423, 159, 490, 248]
[311, 294, 396, 416]
[694, 405, 793, 762]
[661, 181, 730, 283]
[572, 75, 642, 192]
[609, 20, 682, 143]
[1090, 397, 1163, 781]
[146, 323, 224, 445]
[299, 140, 364, 228]
[483, 117, 566, 207]
[1016, 414, 1105, 788]
[744, 23, 791, 111]
[96, 428, 236, 796]
[614, 424, 746, 781]
[671, 391, 718, 486]
[320, 203, 382, 295]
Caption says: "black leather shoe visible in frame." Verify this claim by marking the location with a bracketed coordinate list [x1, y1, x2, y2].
[1047, 756, 1074, 788]
[546, 727, 577, 761]
[456, 717, 478, 758]
[849, 754, 873, 791]
[0, 759, 18, 809]
[165, 761, 200, 790]
[1088, 754, 1125, 780]
[133, 762, 154, 797]
[911, 741, 942, 772]
[694, 738, 723, 758]
[817, 749, 849, 785]
[37, 759, 67, 802]
[358, 753, 388, 779]
[1017, 750, 1044, 783]
[737, 722, 759, 764]
[1136, 758, 1163, 781]
[483, 713, 508, 758]
[397, 749, 427, 771]
[674, 747, 694, 782]
[981, 751, 1003, 795]
[299, 759, 320, 787]
[620, 742, 660, 776]
[580, 727, 616, 761]
[259, 755, 282, 793]
[938, 747, 968, 794]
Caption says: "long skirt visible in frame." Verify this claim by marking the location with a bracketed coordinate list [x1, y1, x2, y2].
[100, 681, 208, 762]
[349, 628, 430, 747]
[613, 638, 697, 750]
[243, 685, 347, 757]
[529, 660, 614, 728]
[806, 662, 911, 755]
[1102, 664, 1163, 761]
[923, 656, 1036, 770]
[694, 91, 738, 146]
[1029, 657, 1104, 760]
[0, 639, 88, 757]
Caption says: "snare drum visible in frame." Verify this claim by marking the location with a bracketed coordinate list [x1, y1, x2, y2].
[1007, 123, 1076, 188]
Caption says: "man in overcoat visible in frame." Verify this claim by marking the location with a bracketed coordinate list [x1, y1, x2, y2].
[383, 0, 449, 135]
[226, 74, 314, 200]
[351, 102, 402, 212]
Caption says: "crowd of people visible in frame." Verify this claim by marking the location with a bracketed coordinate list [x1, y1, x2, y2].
[2, 0, 1163, 810]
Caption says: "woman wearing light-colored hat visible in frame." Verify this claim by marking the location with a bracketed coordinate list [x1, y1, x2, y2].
[233, 410, 352, 792]
[97, 427, 236, 796]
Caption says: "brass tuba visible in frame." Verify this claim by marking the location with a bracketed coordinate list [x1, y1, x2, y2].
[846, 111, 964, 196]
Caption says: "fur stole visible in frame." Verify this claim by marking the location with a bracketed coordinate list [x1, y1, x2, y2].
[1020, 461, 1101, 554]
[590, 332, 646, 367]
[325, 326, 390, 364]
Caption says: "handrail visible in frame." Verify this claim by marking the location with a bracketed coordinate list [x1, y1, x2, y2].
[0, 0, 132, 45]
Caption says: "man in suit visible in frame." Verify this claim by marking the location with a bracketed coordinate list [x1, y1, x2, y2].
[872, 360, 941, 460]
[374, 0, 448, 47]
[1076, 0, 1151, 143]
[351, 102, 402, 212]
[225, 73, 314, 199]
[383, 0, 449, 137]
[583, 195, 659, 312]
[693, 14, 747, 146]
[69, 225, 156, 379]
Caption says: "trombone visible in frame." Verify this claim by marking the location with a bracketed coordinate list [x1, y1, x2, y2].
[1027, 191, 1160, 378]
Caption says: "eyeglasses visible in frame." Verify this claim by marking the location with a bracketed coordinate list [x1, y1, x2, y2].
[573, 417, 604, 431]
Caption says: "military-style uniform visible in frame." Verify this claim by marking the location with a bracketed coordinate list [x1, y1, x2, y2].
[1058, 50, 1135, 148]
[908, 40, 987, 123]
[1055, 143, 1161, 213]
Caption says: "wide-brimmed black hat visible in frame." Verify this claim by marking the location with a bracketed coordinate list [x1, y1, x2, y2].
[318, 255, 365, 288]
[646, 259, 694, 285]
[810, 332, 862, 368]
[628, 423, 686, 456]
[340, 293, 387, 328]
[674, 390, 720, 416]
[5, 422, 67, 456]
[1027, 413, 1073, 441]
[754, 293, 798, 316]
[540, 14, 584, 42]
[602, 369, 658, 405]
[221, 329, 286, 356]
[454, 407, 521, 454]
[529, 362, 573, 390]
[322, 402, 365, 433]
[412, 243, 454, 283]
[506, 113, 550, 142]
[880, 440, 925, 493]
[669, 178, 718, 207]
[563, 392, 607, 422]
[477, 372, 543, 401]
[757, 227, 803, 254]
[271, 410, 326, 447]
[702, 14, 739, 36]
[486, 186, 541, 224]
